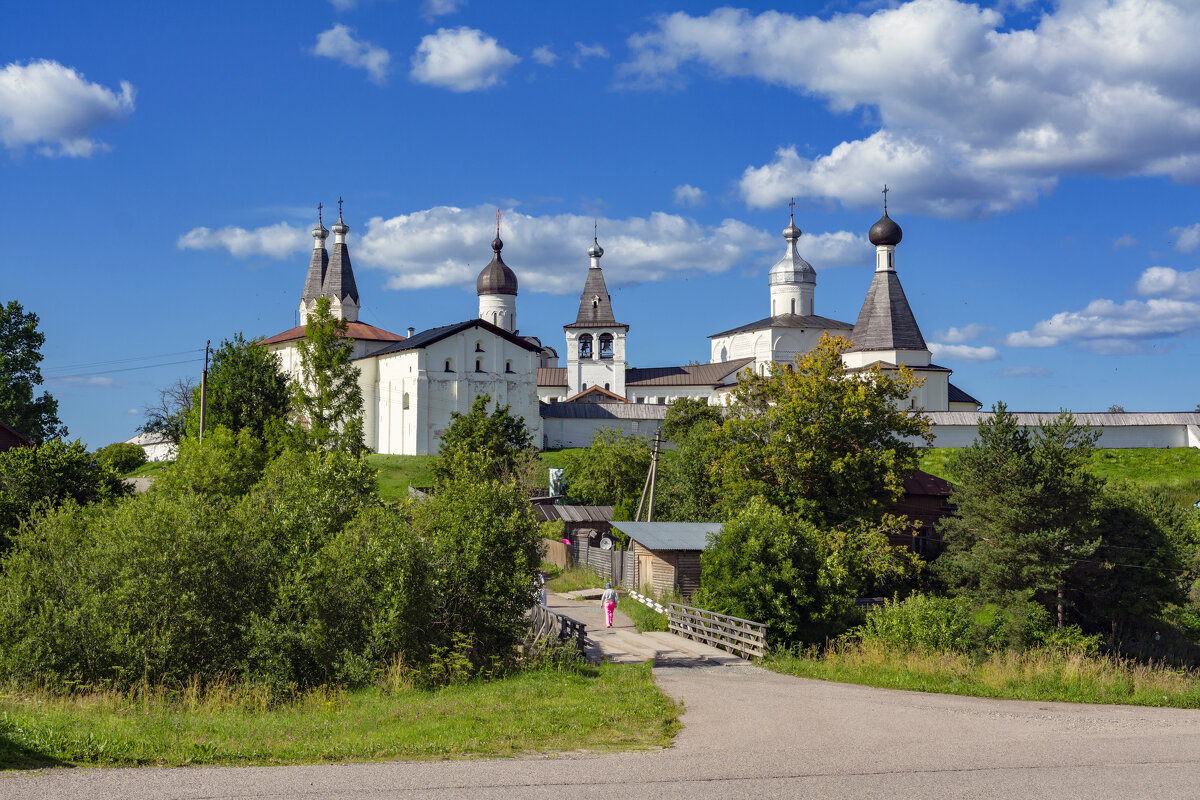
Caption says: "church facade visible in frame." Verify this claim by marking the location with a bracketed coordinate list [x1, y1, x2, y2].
[264, 201, 984, 454]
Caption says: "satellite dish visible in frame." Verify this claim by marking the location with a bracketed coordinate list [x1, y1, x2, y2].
[599, 535, 614, 550]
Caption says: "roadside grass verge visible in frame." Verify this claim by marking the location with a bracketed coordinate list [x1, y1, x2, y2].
[767, 640, 1200, 708]
[0, 662, 678, 769]
[545, 565, 607, 594]
[618, 597, 669, 633]
[920, 447, 1200, 507]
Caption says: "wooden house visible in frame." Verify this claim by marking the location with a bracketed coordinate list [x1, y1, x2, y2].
[0, 422, 32, 453]
[612, 521, 722, 600]
[887, 469, 955, 555]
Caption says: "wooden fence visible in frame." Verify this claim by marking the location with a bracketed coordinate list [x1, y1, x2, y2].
[573, 543, 637, 589]
[542, 538, 571, 569]
[528, 603, 587, 654]
[667, 602, 769, 660]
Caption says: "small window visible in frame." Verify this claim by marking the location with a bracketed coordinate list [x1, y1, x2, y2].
[582, 383, 588, 391]
[505, 360, 513, 373]
[636, 397, 644, 404]
[656, 396, 666, 405]
[790, 299, 796, 314]
[444, 359, 454, 372]
[475, 340, 484, 353]
[579, 333, 593, 359]
[402, 392, 410, 410]
[549, 396, 558, 403]
[599, 333, 614, 359]
[604, 382, 610, 390]
[475, 358, 483, 372]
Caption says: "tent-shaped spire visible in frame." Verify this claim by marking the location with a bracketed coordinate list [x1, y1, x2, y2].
[301, 204, 330, 305]
[567, 234, 625, 329]
[323, 197, 359, 308]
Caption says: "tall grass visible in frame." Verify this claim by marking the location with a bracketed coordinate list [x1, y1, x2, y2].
[0, 661, 679, 769]
[769, 640, 1200, 708]
[545, 565, 608, 594]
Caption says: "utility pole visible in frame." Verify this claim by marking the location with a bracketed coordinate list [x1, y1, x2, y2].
[635, 431, 662, 522]
[199, 340, 211, 443]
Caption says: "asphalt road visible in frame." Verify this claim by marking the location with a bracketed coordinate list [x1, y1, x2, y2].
[5, 662, 1200, 800]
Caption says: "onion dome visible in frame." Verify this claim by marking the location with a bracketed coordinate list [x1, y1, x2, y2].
[869, 210, 903, 247]
[587, 237, 604, 260]
[476, 235, 518, 295]
[312, 204, 330, 242]
[768, 213, 815, 286]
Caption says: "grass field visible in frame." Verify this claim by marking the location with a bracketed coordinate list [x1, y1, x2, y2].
[920, 447, 1200, 507]
[768, 640, 1200, 709]
[0, 662, 678, 769]
[369, 450, 585, 499]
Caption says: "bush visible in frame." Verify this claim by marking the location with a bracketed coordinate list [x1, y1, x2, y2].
[93, 442, 147, 475]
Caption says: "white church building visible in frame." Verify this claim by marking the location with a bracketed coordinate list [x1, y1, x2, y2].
[261, 201, 1199, 454]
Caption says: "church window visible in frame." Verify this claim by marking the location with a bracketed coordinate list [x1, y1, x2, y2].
[790, 299, 795, 314]
[505, 360, 513, 373]
[599, 333, 614, 359]
[656, 396, 666, 405]
[582, 383, 588, 391]
[636, 396, 644, 404]
[604, 382, 610, 390]
[444, 359, 454, 372]
[475, 358, 483, 372]
[888, 252, 894, 270]
[579, 334, 593, 359]
[402, 392, 410, 410]
[475, 340, 484, 353]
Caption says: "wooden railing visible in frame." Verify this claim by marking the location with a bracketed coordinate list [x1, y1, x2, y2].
[529, 603, 587, 654]
[667, 603, 769, 660]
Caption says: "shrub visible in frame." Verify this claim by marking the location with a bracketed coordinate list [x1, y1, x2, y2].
[93, 442, 147, 475]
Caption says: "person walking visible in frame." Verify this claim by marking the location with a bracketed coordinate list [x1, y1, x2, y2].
[601, 582, 618, 628]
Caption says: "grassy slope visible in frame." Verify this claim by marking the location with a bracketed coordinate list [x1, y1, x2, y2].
[0, 662, 679, 769]
[921, 448, 1200, 507]
[369, 449, 587, 500]
[124, 461, 169, 479]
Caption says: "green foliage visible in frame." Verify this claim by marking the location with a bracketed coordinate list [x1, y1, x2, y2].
[151, 426, 272, 499]
[0, 438, 128, 550]
[710, 335, 933, 528]
[187, 333, 291, 442]
[566, 427, 651, 508]
[139, 378, 195, 447]
[93, 442, 147, 475]
[432, 394, 534, 486]
[291, 297, 365, 455]
[660, 396, 721, 444]
[935, 403, 1104, 624]
[618, 596, 668, 633]
[0, 300, 67, 443]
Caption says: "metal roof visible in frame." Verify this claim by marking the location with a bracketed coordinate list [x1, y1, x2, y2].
[476, 238, 519, 295]
[538, 367, 568, 387]
[540, 402, 669, 419]
[613, 521, 723, 551]
[947, 382, 982, 406]
[709, 313, 852, 339]
[367, 318, 543, 357]
[262, 320, 404, 346]
[626, 358, 754, 387]
[567, 263, 625, 328]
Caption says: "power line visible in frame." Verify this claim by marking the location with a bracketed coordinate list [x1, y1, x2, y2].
[46, 357, 204, 380]
[48, 348, 206, 372]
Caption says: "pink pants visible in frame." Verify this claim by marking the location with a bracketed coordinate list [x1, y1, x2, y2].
[605, 601, 616, 627]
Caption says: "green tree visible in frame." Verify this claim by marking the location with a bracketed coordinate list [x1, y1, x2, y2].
[188, 333, 291, 442]
[0, 438, 129, 550]
[566, 427, 651, 509]
[432, 394, 534, 486]
[0, 301, 67, 443]
[140, 377, 196, 446]
[660, 397, 721, 444]
[711, 335, 932, 528]
[291, 297, 365, 455]
[935, 403, 1103, 627]
[93, 442, 147, 475]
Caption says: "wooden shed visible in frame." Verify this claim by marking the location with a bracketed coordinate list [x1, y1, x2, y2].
[887, 469, 955, 556]
[612, 521, 722, 600]
[0, 422, 32, 453]
[532, 503, 615, 547]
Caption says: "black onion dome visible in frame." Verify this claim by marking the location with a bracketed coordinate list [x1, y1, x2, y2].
[868, 210, 903, 246]
[476, 237, 518, 295]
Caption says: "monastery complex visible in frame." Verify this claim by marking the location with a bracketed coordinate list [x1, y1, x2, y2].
[264, 203, 1200, 454]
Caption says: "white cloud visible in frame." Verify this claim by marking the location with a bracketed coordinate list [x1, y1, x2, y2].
[410, 27, 519, 92]
[573, 42, 610, 69]
[355, 204, 867, 293]
[177, 223, 310, 260]
[928, 343, 999, 362]
[1000, 366, 1052, 378]
[47, 376, 117, 388]
[672, 184, 706, 207]
[1006, 297, 1200, 349]
[1112, 234, 1137, 249]
[622, 1, 1200, 217]
[1170, 223, 1200, 253]
[329, 0, 356, 10]
[420, 0, 464, 20]
[0, 59, 134, 157]
[531, 46, 557, 66]
[313, 24, 391, 84]
[1135, 266, 1200, 299]
[127, 408, 140, 415]
[931, 323, 994, 344]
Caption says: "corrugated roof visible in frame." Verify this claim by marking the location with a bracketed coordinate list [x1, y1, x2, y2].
[923, 411, 1200, 426]
[540, 402, 669, 420]
[627, 358, 754, 387]
[612, 521, 723, 551]
[947, 383, 981, 406]
[261, 320, 404, 346]
[847, 270, 927, 352]
[533, 505, 614, 523]
[709, 313, 852, 339]
[368, 318, 543, 357]
[538, 367, 567, 387]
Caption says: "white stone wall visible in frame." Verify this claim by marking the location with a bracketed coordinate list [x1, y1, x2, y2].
[478, 294, 516, 332]
[542, 417, 662, 449]
[922, 423, 1200, 449]
[626, 385, 721, 406]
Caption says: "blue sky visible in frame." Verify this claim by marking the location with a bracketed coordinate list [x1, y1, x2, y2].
[4, 0, 1200, 448]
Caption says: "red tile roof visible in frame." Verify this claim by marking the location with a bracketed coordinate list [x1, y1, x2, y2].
[260, 321, 404, 346]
